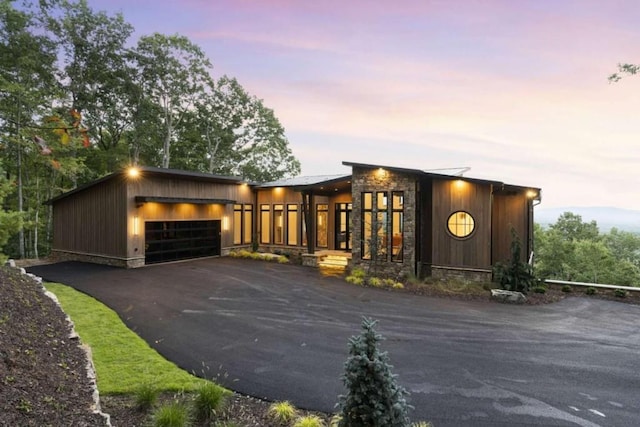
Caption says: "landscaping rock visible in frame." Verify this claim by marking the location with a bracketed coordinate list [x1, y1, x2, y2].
[491, 289, 527, 304]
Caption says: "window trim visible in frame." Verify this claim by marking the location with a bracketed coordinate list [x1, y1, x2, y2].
[446, 210, 476, 239]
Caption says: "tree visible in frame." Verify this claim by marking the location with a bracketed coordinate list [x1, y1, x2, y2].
[609, 63, 639, 82]
[337, 318, 411, 427]
[494, 228, 535, 293]
[0, 0, 58, 258]
[549, 212, 599, 242]
[171, 75, 301, 181]
[132, 33, 213, 168]
[0, 167, 22, 261]
[51, 0, 136, 174]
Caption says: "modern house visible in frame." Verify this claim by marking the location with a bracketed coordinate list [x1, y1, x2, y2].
[48, 162, 540, 281]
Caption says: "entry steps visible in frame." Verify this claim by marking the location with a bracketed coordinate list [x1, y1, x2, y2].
[318, 254, 349, 268]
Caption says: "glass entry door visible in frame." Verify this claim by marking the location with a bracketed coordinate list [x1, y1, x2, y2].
[335, 203, 352, 251]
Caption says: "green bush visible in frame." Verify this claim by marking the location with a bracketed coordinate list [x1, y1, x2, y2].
[585, 287, 597, 295]
[153, 402, 190, 427]
[277, 256, 289, 264]
[345, 276, 364, 286]
[337, 318, 410, 427]
[293, 415, 326, 427]
[493, 228, 535, 293]
[350, 268, 366, 279]
[135, 383, 159, 412]
[561, 285, 572, 293]
[411, 422, 434, 427]
[392, 282, 405, 290]
[267, 401, 298, 425]
[192, 382, 229, 423]
[368, 277, 383, 288]
[532, 286, 547, 294]
[614, 288, 627, 298]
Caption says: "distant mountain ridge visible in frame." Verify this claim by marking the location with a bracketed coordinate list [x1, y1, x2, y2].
[535, 206, 640, 233]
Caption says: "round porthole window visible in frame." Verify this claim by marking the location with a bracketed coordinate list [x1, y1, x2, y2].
[447, 211, 475, 238]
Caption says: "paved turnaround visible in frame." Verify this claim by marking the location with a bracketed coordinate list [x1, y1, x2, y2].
[29, 258, 640, 427]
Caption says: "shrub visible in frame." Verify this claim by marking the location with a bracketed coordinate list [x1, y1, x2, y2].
[350, 267, 366, 279]
[267, 401, 297, 425]
[614, 288, 627, 298]
[277, 256, 289, 264]
[532, 286, 547, 294]
[411, 422, 434, 427]
[493, 228, 535, 293]
[192, 382, 229, 423]
[337, 318, 411, 427]
[368, 277, 383, 288]
[293, 415, 326, 427]
[329, 414, 342, 427]
[153, 402, 190, 427]
[585, 287, 597, 295]
[345, 276, 364, 286]
[135, 383, 159, 412]
[382, 278, 395, 287]
[392, 282, 405, 290]
[561, 285, 572, 293]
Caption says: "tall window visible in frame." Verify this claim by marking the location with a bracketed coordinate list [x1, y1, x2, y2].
[361, 192, 372, 259]
[391, 192, 403, 262]
[273, 204, 284, 244]
[447, 211, 475, 238]
[243, 205, 253, 244]
[287, 204, 298, 246]
[376, 192, 388, 261]
[316, 204, 328, 247]
[260, 204, 270, 243]
[301, 204, 307, 247]
[233, 204, 242, 245]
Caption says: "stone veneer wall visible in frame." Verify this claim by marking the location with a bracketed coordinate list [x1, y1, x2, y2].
[350, 166, 417, 279]
[51, 250, 145, 268]
[431, 266, 492, 282]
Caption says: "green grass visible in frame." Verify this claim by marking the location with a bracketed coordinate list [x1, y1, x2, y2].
[45, 283, 209, 395]
[267, 401, 298, 425]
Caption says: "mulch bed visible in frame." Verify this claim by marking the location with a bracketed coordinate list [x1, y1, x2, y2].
[0, 267, 106, 426]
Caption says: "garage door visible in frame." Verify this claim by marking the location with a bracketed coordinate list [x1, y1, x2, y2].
[144, 220, 221, 264]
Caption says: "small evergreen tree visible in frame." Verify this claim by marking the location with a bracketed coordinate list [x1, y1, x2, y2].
[337, 318, 411, 427]
[493, 228, 535, 293]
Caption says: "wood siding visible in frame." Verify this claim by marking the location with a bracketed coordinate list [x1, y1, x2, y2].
[492, 191, 531, 264]
[429, 179, 492, 269]
[52, 177, 128, 258]
[127, 175, 254, 258]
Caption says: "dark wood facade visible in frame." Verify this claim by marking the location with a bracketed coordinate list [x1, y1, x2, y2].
[49, 163, 539, 279]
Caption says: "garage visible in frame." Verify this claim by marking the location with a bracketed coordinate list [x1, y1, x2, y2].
[144, 220, 221, 264]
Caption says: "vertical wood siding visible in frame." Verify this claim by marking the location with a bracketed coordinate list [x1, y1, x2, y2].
[52, 177, 128, 257]
[430, 179, 492, 268]
[491, 192, 530, 264]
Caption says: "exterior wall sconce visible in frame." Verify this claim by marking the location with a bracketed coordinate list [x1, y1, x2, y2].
[133, 215, 139, 236]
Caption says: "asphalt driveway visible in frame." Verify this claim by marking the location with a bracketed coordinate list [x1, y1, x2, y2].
[29, 258, 640, 427]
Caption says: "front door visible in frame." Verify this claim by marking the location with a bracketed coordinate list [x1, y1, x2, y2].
[335, 203, 352, 251]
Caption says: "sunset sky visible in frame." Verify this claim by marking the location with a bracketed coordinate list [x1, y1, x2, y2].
[89, 0, 640, 210]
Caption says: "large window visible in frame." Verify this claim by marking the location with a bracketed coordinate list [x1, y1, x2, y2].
[287, 204, 298, 246]
[274, 204, 284, 244]
[391, 192, 403, 262]
[447, 211, 475, 238]
[376, 192, 388, 261]
[243, 205, 253, 244]
[316, 204, 328, 247]
[361, 192, 372, 259]
[233, 204, 242, 245]
[260, 204, 270, 243]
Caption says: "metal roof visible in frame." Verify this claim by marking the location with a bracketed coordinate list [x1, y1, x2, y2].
[258, 174, 351, 188]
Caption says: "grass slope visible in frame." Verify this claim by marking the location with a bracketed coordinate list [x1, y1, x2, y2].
[45, 283, 208, 395]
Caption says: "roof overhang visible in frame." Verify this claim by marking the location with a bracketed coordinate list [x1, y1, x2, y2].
[134, 196, 236, 206]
